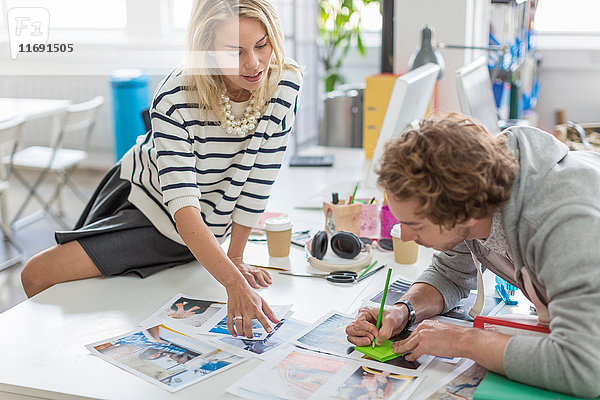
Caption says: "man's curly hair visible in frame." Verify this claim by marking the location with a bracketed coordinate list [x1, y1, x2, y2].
[376, 113, 518, 229]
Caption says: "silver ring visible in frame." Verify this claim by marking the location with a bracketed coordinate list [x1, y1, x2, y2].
[232, 316, 243, 322]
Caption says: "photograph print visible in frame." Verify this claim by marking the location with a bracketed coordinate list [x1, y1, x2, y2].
[88, 324, 246, 392]
[218, 318, 308, 358]
[203, 304, 292, 340]
[227, 347, 348, 400]
[139, 293, 225, 330]
[294, 311, 356, 357]
[335, 366, 416, 400]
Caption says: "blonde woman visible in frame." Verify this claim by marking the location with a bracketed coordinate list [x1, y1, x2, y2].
[22, 0, 302, 339]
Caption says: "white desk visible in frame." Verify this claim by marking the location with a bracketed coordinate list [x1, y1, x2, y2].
[0, 98, 71, 123]
[0, 148, 465, 400]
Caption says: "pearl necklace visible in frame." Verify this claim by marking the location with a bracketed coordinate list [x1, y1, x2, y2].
[220, 92, 262, 136]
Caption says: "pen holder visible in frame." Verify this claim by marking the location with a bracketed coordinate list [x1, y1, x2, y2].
[380, 205, 398, 239]
[322, 200, 362, 235]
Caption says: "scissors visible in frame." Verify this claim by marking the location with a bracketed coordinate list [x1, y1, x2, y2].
[279, 270, 357, 283]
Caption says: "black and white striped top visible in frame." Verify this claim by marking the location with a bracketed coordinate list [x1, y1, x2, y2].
[120, 62, 302, 245]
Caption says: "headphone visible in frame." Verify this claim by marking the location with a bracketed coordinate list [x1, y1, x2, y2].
[309, 231, 364, 260]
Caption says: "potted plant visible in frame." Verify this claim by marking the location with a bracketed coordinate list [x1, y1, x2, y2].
[318, 0, 381, 92]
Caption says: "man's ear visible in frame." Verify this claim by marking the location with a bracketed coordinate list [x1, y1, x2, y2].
[464, 218, 478, 227]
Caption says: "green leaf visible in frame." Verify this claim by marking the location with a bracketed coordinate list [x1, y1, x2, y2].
[357, 33, 365, 56]
[325, 71, 346, 92]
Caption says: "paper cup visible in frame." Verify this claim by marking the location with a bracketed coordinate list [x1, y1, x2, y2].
[265, 217, 292, 257]
[390, 224, 418, 264]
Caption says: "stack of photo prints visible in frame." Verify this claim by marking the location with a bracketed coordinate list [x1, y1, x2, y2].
[87, 274, 501, 399]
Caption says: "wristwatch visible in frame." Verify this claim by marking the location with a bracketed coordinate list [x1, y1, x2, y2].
[396, 299, 416, 332]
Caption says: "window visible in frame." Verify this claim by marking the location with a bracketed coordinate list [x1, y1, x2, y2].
[535, 0, 600, 34]
[170, 0, 298, 33]
[358, 1, 382, 47]
[171, 0, 192, 30]
[6, 0, 127, 29]
[359, 2, 382, 32]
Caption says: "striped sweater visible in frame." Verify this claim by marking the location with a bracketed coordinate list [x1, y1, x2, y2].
[120, 63, 302, 245]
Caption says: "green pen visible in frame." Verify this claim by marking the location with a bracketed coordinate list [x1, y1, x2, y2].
[349, 183, 358, 204]
[357, 260, 378, 279]
[373, 268, 393, 348]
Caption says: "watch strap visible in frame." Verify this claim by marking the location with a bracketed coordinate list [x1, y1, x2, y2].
[396, 299, 416, 331]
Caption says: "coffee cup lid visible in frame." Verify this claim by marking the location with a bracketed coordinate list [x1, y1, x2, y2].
[265, 217, 292, 232]
[390, 224, 402, 238]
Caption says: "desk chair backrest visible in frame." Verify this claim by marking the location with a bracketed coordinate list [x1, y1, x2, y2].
[0, 117, 25, 233]
[7, 96, 104, 227]
[0, 117, 24, 180]
[55, 96, 104, 152]
[141, 108, 151, 132]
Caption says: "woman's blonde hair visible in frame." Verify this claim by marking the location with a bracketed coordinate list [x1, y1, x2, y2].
[376, 113, 518, 229]
[184, 0, 296, 119]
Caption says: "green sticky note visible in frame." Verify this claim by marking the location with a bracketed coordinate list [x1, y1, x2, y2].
[355, 340, 404, 362]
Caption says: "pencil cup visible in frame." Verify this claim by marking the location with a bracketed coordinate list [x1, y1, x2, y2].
[265, 217, 292, 257]
[380, 205, 398, 239]
[390, 224, 418, 265]
[322, 201, 362, 235]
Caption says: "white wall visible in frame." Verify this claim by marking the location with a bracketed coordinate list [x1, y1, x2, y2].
[336, 45, 382, 88]
[0, 0, 320, 168]
[535, 39, 600, 131]
[394, 0, 490, 113]
[0, 72, 167, 168]
[0, 40, 186, 168]
[290, 0, 320, 151]
[390, 1, 600, 131]
[4, 0, 596, 162]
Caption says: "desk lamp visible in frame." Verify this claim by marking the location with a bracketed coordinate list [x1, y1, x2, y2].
[410, 25, 508, 81]
[408, 25, 445, 80]
[409, 25, 508, 81]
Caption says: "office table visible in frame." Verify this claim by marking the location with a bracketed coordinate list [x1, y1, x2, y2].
[0, 148, 476, 400]
[0, 98, 71, 123]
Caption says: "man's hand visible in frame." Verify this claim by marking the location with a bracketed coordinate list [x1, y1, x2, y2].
[230, 256, 272, 288]
[393, 320, 471, 361]
[346, 304, 408, 346]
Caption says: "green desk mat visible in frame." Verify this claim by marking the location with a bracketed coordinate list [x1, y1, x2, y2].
[474, 372, 592, 400]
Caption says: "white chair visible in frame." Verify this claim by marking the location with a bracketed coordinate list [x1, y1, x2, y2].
[9, 96, 104, 229]
[0, 117, 25, 270]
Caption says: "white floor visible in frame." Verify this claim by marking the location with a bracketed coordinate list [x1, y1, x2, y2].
[0, 168, 105, 313]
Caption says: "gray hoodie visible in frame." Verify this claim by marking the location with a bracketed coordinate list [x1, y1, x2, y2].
[416, 126, 600, 398]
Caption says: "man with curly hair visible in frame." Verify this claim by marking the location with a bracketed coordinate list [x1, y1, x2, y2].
[346, 114, 600, 398]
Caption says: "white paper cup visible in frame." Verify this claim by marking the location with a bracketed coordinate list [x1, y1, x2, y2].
[265, 217, 292, 257]
[390, 224, 418, 264]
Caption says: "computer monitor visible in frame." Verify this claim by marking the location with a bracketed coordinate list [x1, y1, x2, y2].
[365, 63, 441, 189]
[454, 57, 501, 135]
